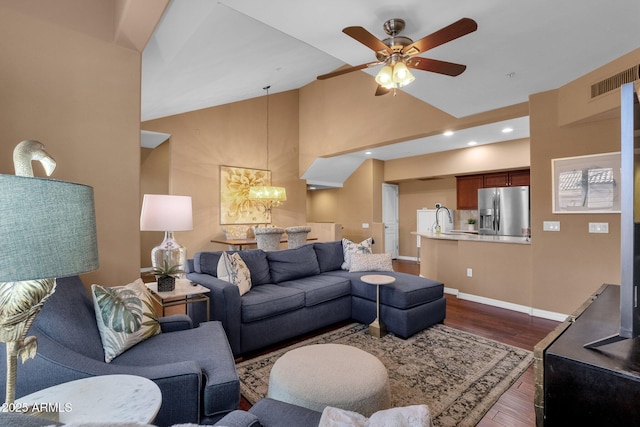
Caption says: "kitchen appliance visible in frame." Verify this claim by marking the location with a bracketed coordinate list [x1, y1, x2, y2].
[478, 186, 530, 236]
[416, 207, 455, 246]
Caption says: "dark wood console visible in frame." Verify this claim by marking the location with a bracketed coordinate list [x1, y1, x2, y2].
[535, 284, 640, 426]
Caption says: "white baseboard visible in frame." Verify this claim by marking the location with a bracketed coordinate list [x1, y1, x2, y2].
[443, 287, 568, 322]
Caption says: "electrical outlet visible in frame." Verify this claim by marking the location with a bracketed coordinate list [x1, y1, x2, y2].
[362, 223, 369, 229]
[466, 268, 473, 278]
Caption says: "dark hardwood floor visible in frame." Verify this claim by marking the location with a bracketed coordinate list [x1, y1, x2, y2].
[238, 259, 560, 426]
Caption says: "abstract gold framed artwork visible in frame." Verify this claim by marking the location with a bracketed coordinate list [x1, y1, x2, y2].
[220, 166, 271, 225]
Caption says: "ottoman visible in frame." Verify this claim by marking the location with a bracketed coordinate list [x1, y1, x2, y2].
[267, 343, 391, 416]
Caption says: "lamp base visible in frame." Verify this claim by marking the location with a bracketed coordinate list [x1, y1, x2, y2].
[151, 231, 186, 278]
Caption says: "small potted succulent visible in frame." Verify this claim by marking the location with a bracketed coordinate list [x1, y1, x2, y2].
[467, 218, 477, 231]
[151, 260, 184, 292]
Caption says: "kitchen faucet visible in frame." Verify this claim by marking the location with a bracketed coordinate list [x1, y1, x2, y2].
[435, 203, 453, 233]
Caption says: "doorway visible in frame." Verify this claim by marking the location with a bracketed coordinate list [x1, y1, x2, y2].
[382, 183, 399, 258]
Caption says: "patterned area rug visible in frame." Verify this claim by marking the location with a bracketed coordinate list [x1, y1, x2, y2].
[236, 323, 533, 427]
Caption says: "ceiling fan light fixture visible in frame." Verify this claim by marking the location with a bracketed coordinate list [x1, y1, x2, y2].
[375, 65, 393, 86]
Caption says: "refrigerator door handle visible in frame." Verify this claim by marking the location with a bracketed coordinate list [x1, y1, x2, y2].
[495, 192, 500, 232]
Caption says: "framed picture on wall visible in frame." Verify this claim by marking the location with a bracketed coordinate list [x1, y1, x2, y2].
[552, 152, 621, 214]
[220, 165, 271, 224]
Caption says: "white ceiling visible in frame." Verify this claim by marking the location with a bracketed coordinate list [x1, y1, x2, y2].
[141, 0, 640, 185]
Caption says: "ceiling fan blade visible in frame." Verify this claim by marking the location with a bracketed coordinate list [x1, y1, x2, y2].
[375, 85, 390, 96]
[407, 57, 467, 76]
[317, 61, 382, 80]
[343, 26, 392, 56]
[402, 18, 477, 56]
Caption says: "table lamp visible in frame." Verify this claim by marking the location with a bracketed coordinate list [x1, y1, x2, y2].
[140, 194, 193, 275]
[0, 140, 99, 406]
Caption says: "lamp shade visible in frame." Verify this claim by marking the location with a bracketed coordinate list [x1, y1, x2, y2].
[140, 194, 193, 231]
[0, 174, 99, 282]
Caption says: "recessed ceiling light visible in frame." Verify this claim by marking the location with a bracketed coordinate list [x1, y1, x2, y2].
[467, 141, 477, 146]
[309, 186, 316, 190]
[443, 131, 454, 136]
[365, 151, 372, 155]
[502, 127, 514, 133]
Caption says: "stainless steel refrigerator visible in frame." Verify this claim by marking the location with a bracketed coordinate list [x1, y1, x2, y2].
[478, 186, 530, 236]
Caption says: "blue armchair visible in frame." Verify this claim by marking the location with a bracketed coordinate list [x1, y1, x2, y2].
[0, 276, 240, 426]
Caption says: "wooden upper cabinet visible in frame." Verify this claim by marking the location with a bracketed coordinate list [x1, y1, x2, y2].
[456, 175, 485, 210]
[456, 169, 530, 209]
[509, 169, 531, 186]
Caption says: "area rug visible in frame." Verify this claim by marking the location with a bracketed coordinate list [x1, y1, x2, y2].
[236, 323, 533, 427]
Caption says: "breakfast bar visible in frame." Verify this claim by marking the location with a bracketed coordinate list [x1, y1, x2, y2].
[414, 231, 532, 310]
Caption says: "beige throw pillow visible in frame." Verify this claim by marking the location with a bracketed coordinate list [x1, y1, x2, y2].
[349, 252, 394, 272]
[217, 252, 252, 295]
[91, 278, 161, 363]
[341, 237, 373, 270]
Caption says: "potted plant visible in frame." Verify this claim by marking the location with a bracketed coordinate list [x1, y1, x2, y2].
[151, 260, 184, 292]
[467, 218, 477, 231]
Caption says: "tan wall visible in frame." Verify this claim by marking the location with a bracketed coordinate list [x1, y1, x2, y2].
[141, 90, 307, 255]
[0, 3, 148, 286]
[397, 177, 457, 258]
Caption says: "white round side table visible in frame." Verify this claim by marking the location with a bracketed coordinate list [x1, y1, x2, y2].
[360, 274, 396, 338]
[15, 374, 162, 424]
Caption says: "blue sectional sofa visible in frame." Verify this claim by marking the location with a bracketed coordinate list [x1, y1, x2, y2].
[186, 240, 446, 356]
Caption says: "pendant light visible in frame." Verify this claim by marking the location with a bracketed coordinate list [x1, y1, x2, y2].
[248, 85, 287, 208]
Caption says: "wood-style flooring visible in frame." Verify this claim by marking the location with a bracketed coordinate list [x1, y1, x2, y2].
[238, 259, 560, 426]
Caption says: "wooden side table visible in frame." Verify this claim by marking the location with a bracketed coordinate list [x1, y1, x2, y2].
[146, 278, 210, 320]
[14, 374, 161, 424]
[360, 274, 396, 338]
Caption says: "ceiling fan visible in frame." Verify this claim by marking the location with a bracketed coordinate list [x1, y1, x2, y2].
[317, 17, 477, 96]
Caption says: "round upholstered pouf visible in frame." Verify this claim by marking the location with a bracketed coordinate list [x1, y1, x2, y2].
[267, 343, 391, 416]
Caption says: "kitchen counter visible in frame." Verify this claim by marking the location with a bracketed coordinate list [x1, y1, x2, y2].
[413, 231, 530, 245]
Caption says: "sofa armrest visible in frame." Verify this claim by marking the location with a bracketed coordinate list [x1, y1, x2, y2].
[187, 272, 242, 354]
[249, 398, 322, 427]
[159, 314, 193, 332]
[215, 410, 261, 427]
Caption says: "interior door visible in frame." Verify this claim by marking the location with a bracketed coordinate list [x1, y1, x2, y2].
[382, 183, 399, 258]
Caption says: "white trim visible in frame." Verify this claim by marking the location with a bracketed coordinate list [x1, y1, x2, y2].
[397, 255, 418, 262]
[440, 287, 568, 322]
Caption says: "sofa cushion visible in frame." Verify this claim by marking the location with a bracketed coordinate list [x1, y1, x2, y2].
[325, 271, 444, 310]
[33, 275, 105, 361]
[195, 251, 222, 276]
[218, 252, 252, 296]
[277, 275, 351, 307]
[91, 278, 161, 363]
[241, 284, 305, 323]
[349, 252, 393, 273]
[195, 250, 271, 285]
[313, 241, 344, 272]
[341, 238, 373, 270]
[267, 244, 320, 283]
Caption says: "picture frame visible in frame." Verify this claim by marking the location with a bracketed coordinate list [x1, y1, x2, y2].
[220, 165, 271, 224]
[552, 152, 621, 214]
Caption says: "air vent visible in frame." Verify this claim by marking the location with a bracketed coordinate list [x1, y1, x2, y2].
[591, 65, 639, 98]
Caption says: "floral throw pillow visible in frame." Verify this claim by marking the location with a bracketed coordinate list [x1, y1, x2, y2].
[341, 237, 373, 270]
[91, 278, 161, 363]
[349, 252, 394, 272]
[217, 252, 252, 295]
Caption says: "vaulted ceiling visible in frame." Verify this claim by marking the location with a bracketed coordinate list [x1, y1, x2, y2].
[141, 0, 640, 185]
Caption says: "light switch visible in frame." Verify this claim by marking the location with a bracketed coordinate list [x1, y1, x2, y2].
[543, 221, 560, 231]
[589, 222, 609, 233]
[362, 223, 369, 229]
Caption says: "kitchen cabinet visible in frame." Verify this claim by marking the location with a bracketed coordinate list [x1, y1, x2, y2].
[456, 175, 484, 210]
[456, 169, 530, 209]
[483, 169, 530, 187]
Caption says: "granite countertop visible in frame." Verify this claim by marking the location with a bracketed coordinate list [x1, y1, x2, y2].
[413, 231, 531, 245]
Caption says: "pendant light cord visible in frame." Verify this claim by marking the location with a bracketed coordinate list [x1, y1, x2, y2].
[263, 85, 270, 170]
